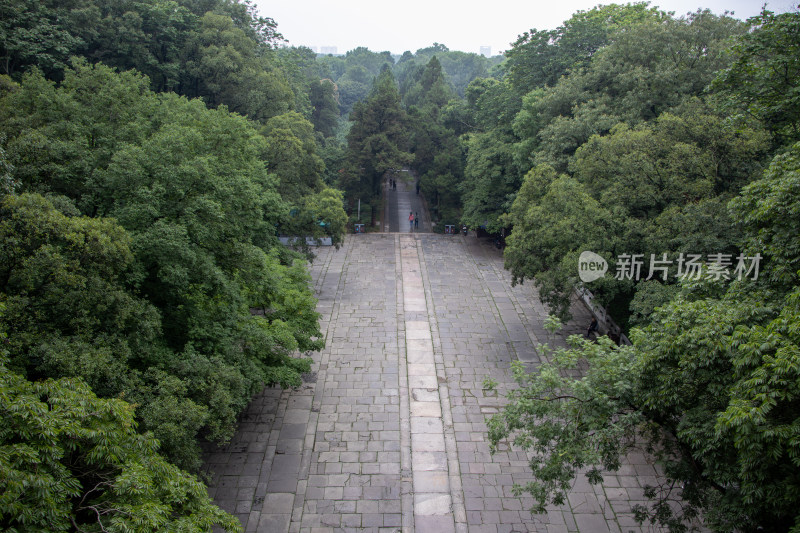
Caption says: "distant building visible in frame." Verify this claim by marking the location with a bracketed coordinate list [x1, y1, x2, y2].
[480, 46, 492, 57]
[320, 46, 338, 55]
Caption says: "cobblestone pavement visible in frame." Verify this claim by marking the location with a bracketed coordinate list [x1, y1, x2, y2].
[203, 233, 665, 532]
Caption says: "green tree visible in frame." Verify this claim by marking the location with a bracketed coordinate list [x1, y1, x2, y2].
[0, 337, 240, 533]
[433, 50, 490, 98]
[464, 77, 521, 134]
[489, 143, 800, 532]
[0, 61, 323, 470]
[0, 193, 159, 391]
[343, 46, 394, 77]
[0, 0, 296, 123]
[281, 186, 348, 252]
[258, 111, 347, 248]
[343, 67, 412, 202]
[214, 0, 284, 47]
[0, 0, 88, 78]
[506, 100, 768, 321]
[572, 101, 769, 215]
[0, 60, 158, 206]
[0, 136, 15, 194]
[407, 44, 492, 97]
[335, 77, 370, 115]
[310, 78, 340, 137]
[503, 167, 618, 319]
[81, 0, 196, 93]
[260, 111, 326, 202]
[460, 131, 518, 232]
[512, 10, 746, 173]
[314, 47, 396, 115]
[404, 56, 462, 227]
[274, 45, 320, 117]
[403, 56, 452, 110]
[410, 113, 463, 225]
[182, 11, 293, 121]
[506, 2, 667, 92]
[712, 9, 800, 147]
[0, 192, 215, 471]
[458, 77, 522, 232]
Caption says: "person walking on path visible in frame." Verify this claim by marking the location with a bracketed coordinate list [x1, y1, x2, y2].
[587, 317, 599, 339]
[409, 212, 414, 231]
[414, 212, 419, 230]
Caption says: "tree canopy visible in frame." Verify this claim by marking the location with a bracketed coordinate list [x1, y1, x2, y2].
[491, 142, 800, 531]
[503, 8, 763, 322]
[0, 7, 345, 522]
[486, 7, 800, 532]
[343, 68, 413, 202]
[0, 330, 242, 533]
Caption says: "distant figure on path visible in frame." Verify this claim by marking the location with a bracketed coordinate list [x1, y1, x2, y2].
[409, 212, 414, 231]
[414, 212, 419, 229]
[587, 317, 599, 339]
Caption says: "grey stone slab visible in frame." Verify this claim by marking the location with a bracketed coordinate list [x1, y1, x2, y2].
[411, 388, 440, 402]
[341, 514, 361, 528]
[414, 493, 452, 516]
[237, 475, 259, 488]
[410, 416, 444, 434]
[411, 432, 446, 452]
[414, 515, 456, 533]
[408, 363, 437, 376]
[279, 423, 307, 440]
[257, 513, 291, 532]
[412, 451, 448, 471]
[270, 454, 301, 478]
[407, 338, 435, 360]
[410, 400, 442, 417]
[266, 478, 298, 493]
[283, 409, 310, 424]
[409, 375, 439, 389]
[413, 470, 450, 493]
[287, 395, 312, 410]
[574, 513, 611, 532]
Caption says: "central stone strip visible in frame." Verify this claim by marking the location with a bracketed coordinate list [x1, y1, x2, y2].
[400, 235, 456, 532]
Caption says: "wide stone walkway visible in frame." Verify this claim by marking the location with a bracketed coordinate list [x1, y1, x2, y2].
[203, 233, 663, 532]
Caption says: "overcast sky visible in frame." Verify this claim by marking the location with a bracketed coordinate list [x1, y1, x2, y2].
[253, 0, 795, 56]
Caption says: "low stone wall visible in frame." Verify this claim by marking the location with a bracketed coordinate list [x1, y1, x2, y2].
[575, 286, 632, 345]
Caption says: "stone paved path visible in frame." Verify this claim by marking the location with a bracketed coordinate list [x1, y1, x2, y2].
[203, 233, 664, 532]
[384, 175, 431, 233]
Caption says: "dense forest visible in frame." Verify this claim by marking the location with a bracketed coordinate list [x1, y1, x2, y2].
[1, 0, 799, 531]
[480, 6, 800, 533]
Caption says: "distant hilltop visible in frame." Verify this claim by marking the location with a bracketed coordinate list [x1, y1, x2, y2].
[303, 45, 496, 57]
